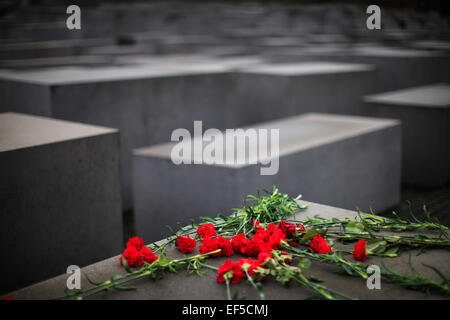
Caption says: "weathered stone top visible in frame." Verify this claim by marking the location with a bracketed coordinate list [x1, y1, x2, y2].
[352, 46, 444, 58]
[270, 46, 446, 59]
[364, 83, 450, 108]
[133, 113, 400, 168]
[0, 112, 117, 153]
[7, 201, 450, 300]
[238, 61, 374, 76]
[0, 60, 234, 85]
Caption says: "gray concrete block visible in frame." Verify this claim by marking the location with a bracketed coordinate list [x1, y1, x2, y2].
[0, 112, 123, 293]
[133, 113, 401, 243]
[266, 46, 450, 92]
[0, 62, 246, 210]
[0, 56, 115, 70]
[0, 38, 114, 60]
[9, 201, 448, 300]
[233, 62, 376, 123]
[0, 59, 377, 211]
[364, 83, 450, 187]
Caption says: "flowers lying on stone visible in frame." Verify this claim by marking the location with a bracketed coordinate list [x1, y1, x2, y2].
[177, 235, 197, 253]
[197, 223, 217, 239]
[61, 187, 450, 301]
[119, 236, 158, 267]
[216, 258, 264, 284]
[309, 234, 333, 254]
[353, 240, 367, 262]
[278, 220, 304, 238]
[178, 220, 308, 259]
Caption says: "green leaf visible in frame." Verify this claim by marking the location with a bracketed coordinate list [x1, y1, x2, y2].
[309, 275, 322, 282]
[345, 221, 365, 234]
[299, 229, 319, 245]
[383, 246, 399, 257]
[342, 264, 354, 275]
[111, 274, 124, 282]
[366, 239, 387, 254]
[298, 258, 312, 269]
[114, 285, 137, 291]
[120, 255, 132, 273]
[85, 274, 103, 286]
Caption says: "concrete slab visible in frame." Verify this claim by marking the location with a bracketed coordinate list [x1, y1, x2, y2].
[0, 112, 123, 294]
[0, 38, 114, 60]
[0, 62, 245, 210]
[6, 201, 449, 300]
[266, 46, 450, 92]
[0, 56, 115, 70]
[364, 83, 450, 187]
[133, 113, 401, 243]
[233, 62, 376, 123]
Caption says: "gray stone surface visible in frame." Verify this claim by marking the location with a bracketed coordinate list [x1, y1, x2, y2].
[266, 46, 450, 92]
[0, 112, 123, 294]
[133, 113, 401, 243]
[0, 62, 244, 210]
[364, 83, 450, 187]
[0, 56, 115, 69]
[233, 62, 376, 122]
[6, 201, 449, 300]
[0, 38, 114, 60]
[0, 59, 374, 211]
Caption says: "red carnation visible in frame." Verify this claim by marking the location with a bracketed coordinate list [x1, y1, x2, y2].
[257, 251, 272, 264]
[277, 221, 296, 238]
[241, 237, 261, 257]
[126, 236, 144, 251]
[288, 241, 298, 247]
[199, 236, 221, 256]
[216, 260, 245, 284]
[140, 246, 158, 264]
[218, 236, 234, 256]
[266, 223, 277, 233]
[238, 258, 260, 276]
[119, 245, 143, 267]
[252, 220, 261, 229]
[353, 240, 367, 262]
[177, 235, 197, 254]
[231, 233, 247, 253]
[197, 223, 217, 239]
[310, 234, 333, 254]
[267, 228, 286, 250]
[278, 221, 305, 238]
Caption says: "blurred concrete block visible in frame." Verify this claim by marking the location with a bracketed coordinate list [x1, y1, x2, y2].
[133, 113, 401, 243]
[365, 83, 450, 187]
[267, 46, 450, 92]
[0, 38, 114, 60]
[233, 62, 376, 123]
[0, 56, 115, 70]
[0, 112, 123, 293]
[0, 62, 245, 210]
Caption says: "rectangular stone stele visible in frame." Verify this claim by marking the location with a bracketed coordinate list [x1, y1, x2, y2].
[0, 58, 261, 211]
[267, 46, 450, 93]
[0, 112, 123, 294]
[234, 62, 376, 120]
[132, 113, 401, 243]
[364, 83, 450, 187]
[8, 201, 449, 300]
